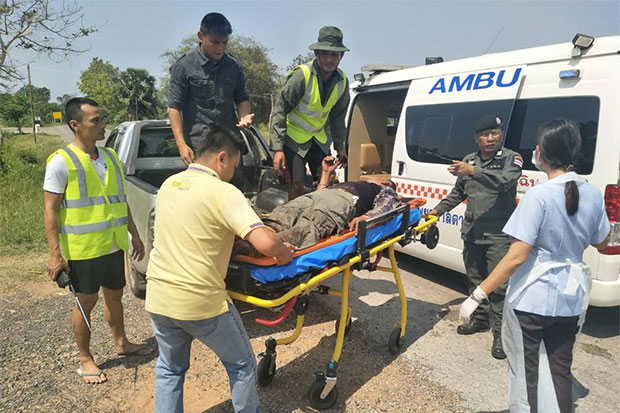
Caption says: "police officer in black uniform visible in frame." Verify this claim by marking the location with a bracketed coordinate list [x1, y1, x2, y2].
[429, 114, 523, 359]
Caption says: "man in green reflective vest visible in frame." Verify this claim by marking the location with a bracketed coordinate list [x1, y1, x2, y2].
[43, 97, 150, 384]
[270, 26, 351, 200]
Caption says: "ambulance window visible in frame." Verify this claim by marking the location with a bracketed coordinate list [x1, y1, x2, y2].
[503, 96, 599, 174]
[387, 111, 399, 136]
[405, 99, 514, 164]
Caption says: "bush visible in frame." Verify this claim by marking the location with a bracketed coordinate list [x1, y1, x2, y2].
[0, 133, 66, 252]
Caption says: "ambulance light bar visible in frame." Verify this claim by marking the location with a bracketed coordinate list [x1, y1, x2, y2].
[559, 69, 581, 79]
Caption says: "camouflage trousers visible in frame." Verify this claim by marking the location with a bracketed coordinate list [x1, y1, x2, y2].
[264, 189, 357, 249]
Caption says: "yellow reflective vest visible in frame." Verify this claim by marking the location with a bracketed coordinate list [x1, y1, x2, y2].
[47, 145, 128, 260]
[286, 61, 347, 145]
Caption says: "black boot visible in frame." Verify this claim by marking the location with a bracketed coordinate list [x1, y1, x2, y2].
[492, 330, 506, 359]
[456, 318, 489, 335]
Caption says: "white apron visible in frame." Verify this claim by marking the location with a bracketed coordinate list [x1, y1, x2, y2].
[503, 256, 591, 413]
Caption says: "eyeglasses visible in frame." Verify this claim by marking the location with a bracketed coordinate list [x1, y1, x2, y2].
[476, 129, 502, 138]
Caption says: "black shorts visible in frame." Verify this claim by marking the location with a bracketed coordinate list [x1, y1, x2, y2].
[283, 141, 327, 183]
[68, 250, 125, 294]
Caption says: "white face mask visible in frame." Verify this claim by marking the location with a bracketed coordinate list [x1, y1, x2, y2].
[531, 149, 543, 171]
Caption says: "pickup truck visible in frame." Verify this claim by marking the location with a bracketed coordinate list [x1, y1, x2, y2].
[104, 120, 285, 298]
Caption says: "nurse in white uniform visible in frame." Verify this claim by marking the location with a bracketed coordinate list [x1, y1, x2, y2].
[459, 119, 611, 413]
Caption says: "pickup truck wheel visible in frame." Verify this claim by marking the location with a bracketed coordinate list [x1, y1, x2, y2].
[124, 252, 146, 299]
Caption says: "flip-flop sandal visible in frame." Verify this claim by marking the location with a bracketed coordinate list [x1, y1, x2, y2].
[76, 368, 106, 383]
[118, 344, 153, 357]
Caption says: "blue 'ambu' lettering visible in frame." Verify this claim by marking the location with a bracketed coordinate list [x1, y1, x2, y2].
[429, 68, 522, 94]
[429, 78, 446, 94]
[473, 72, 495, 90]
[449, 74, 474, 92]
[497, 68, 522, 87]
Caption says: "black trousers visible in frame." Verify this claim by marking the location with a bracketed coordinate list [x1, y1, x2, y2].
[283, 141, 327, 183]
[515, 310, 580, 413]
[463, 241, 509, 332]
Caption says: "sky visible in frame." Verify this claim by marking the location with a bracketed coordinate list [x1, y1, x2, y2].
[10, 0, 620, 102]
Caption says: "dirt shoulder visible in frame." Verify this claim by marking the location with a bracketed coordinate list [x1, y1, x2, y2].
[0, 273, 464, 412]
[2, 252, 617, 412]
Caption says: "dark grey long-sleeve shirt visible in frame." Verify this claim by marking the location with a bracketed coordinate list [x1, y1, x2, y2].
[434, 147, 523, 244]
[269, 59, 349, 157]
[168, 46, 249, 146]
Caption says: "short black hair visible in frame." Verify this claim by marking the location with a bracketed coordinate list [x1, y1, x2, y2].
[65, 97, 99, 133]
[195, 124, 244, 158]
[200, 13, 232, 36]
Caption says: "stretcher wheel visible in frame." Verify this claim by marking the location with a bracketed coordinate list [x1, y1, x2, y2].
[334, 308, 352, 336]
[257, 353, 276, 387]
[388, 327, 403, 355]
[422, 225, 439, 249]
[307, 379, 338, 410]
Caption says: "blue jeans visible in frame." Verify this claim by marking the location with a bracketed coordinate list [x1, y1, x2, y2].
[150, 302, 260, 413]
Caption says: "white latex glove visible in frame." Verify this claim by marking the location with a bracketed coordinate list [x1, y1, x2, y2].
[459, 286, 488, 323]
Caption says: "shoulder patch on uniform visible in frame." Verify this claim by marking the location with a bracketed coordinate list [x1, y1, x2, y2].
[513, 155, 523, 168]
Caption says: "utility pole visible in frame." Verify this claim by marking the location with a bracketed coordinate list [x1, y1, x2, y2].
[27, 64, 37, 144]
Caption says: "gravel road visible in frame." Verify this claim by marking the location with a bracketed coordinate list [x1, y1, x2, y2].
[0, 252, 618, 412]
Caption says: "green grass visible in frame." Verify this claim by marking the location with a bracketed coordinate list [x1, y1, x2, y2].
[0, 132, 66, 253]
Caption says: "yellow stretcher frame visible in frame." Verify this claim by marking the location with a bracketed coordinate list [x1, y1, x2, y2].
[228, 214, 438, 410]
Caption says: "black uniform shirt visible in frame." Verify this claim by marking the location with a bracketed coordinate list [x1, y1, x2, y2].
[434, 147, 523, 244]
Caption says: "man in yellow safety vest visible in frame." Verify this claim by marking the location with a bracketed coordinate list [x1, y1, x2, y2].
[270, 26, 350, 200]
[43, 97, 151, 384]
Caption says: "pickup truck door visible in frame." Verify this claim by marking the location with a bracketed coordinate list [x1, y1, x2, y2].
[234, 126, 282, 196]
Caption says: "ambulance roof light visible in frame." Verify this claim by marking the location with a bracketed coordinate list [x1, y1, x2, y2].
[425, 57, 444, 65]
[571, 33, 594, 58]
[572, 33, 594, 50]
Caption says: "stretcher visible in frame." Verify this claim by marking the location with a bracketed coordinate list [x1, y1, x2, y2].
[226, 198, 439, 410]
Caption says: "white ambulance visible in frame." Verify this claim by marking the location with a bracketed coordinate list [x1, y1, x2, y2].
[346, 34, 620, 306]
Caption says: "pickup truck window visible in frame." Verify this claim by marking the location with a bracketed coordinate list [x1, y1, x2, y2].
[138, 127, 180, 158]
[106, 131, 120, 152]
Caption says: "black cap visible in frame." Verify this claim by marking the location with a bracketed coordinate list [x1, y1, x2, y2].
[474, 114, 503, 133]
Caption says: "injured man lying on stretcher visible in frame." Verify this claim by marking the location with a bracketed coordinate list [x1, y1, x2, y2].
[235, 156, 401, 254]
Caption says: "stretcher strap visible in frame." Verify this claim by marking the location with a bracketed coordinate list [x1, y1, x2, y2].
[255, 296, 297, 326]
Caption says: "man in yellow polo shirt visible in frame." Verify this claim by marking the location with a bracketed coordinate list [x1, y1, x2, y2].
[146, 124, 293, 413]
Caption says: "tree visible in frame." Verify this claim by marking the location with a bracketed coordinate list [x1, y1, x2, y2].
[15, 84, 51, 121]
[161, 34, 280, 125]
[0, 0, 96, 87]
[228, 36, 279, 125]
[115, 68, 161, 122]
[16, 84, 49, 103]
[0, 92, 29, 133]
[77, 58, 121, 119]
[286, 52, 315, 73]
[56, 93, 74, 106]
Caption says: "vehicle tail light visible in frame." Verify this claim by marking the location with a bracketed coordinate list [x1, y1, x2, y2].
[599, 184, 620, 255]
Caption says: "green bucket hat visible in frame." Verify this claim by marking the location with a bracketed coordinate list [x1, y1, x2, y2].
[308, 26, 350, 52]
